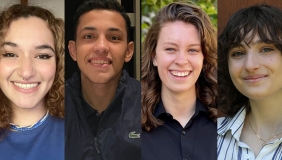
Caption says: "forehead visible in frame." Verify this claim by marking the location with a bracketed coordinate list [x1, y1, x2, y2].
[158, 21, 200, 43]
[4, 16, 54, 46]
[77, 10, 127, 34]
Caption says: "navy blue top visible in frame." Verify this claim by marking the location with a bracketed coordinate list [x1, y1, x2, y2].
[142, 99, 217, 160]
[0, 115, 64, 160]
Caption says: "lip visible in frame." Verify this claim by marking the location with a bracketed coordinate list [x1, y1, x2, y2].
[243, 74, 268, 83]
[88, 57, 112, 67]
[11, 81, 40, 94]
[169, 70, 192, 80]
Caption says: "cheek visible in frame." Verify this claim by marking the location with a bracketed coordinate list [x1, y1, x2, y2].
[155, 53, 174, 67]
[0, 61, 17, 78]
[189, 55, 204, 69]
[38, 62, 56, 81]
[228, 61, 241, 85]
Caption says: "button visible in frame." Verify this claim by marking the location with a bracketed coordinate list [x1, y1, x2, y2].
[246, 154, 250, 159]
[182, 131, 186, 135]
[96, 112, 101, 117]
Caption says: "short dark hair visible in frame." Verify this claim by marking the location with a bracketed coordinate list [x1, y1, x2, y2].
[218, 4, 282, 117]
[73, 0, 131, 42]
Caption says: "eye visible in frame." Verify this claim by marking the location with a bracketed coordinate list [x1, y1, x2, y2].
[188, 49, 199, 53]
[165, 48, 176, 52]
[35, 54, 52, 59]
[109, 36, 120, 41]
[83, 34, 94, 39]
[261, 47, 273, 53]
[2, 53, 17, 58]
[231, 51, 245, 57]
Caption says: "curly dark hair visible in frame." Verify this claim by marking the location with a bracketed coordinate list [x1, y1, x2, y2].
[0, 4, 65, 138]
[218, 4, 282, 117]
[141, 2, 217, 132]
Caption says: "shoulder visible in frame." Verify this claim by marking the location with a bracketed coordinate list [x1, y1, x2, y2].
[218, 107, 246, 136]
[48, 115, 64, 127]
[121, 70, 140, 90]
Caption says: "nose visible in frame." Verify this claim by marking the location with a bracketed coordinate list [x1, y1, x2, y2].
[93, 35, 109, 55]
[244, 52, 260, 72]
[174, 51, 188, 65]
[17, 56, 36, 81]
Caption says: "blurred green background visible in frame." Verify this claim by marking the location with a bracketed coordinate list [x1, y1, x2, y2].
[141, 0, 217, 42]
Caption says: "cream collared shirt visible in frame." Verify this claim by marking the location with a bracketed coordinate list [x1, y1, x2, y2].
[217, 107, 282, 160]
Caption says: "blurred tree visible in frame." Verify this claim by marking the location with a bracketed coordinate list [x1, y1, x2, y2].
[141, 0, 217, 42]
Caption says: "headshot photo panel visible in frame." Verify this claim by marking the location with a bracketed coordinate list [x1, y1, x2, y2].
[0, 0, 65, 160]
[141, 1, 217, 160]
[65, 0, 141, 159]
[217, 0, 282, 160]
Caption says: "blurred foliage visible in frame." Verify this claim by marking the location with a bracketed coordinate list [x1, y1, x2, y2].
[141, 0, 217, 42]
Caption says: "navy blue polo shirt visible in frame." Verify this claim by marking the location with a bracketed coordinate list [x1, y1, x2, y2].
[142, 99, 216, 160]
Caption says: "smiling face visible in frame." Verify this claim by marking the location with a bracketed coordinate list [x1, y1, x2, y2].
[154, 21, 203, 95]
[68, 10, 134, 85]
[228, 34, 282, 100]
[0, 17, 56, 109]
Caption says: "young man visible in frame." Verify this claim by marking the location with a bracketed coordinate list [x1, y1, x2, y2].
[65, 0, 141, 159]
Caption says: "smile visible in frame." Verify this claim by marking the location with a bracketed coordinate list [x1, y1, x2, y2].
[14, 82, 39, 89]
[90, 60, 111, 64]
[170, 70, 190, 77]
[243, 75, 268, 83]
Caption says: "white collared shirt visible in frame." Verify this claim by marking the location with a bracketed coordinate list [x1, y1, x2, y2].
[217, 107, 282, 160]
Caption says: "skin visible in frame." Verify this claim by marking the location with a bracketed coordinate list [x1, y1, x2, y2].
[228, 34, 282, 156]
[68, 10, 134, 112]
[0, 17, 56, 126]
[153, 21, 204, 127]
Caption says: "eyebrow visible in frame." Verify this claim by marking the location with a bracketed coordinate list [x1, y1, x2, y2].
[163, 42, 201, 47]
[3, 41, 55, 53]
[36, 45, 55, 53]
[79, 26, 123, 33]
[2, 41, 17, 47]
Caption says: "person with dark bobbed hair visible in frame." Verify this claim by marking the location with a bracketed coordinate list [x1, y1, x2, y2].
[141, 2, 217, 160]
[217, 4, 282, 159]
[0, 4, 64, 160]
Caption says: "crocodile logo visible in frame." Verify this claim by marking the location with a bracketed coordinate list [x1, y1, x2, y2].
[129, 131, 140, 138]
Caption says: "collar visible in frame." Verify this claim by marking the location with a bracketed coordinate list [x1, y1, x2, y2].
[217, 107, 246, 141]
[76, 70, 129, 117]
[154, 98, 208, 120]
[81, 94, 97, 117]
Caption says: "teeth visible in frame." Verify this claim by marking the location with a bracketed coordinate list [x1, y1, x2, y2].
[14, 82, 38, 89]
[170, 71, 190, 77]
[90, 60, 110, 64]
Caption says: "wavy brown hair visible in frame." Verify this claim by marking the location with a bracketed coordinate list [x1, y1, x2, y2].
[142, 2, 217, 132]
[0, 4, 65, 138]
[218, 5, 282, 117]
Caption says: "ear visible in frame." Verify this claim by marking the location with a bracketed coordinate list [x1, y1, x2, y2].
[68, 40, 77, 61]
[153, 54, 157, 66]
[124, 41, 134, 62]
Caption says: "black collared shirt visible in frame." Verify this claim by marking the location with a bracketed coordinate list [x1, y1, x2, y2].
[142, 99, 217, 160]
[81, 94, 104, 136]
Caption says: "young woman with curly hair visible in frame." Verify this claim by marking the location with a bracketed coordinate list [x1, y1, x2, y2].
[217, 5, 282, 159]
[141, 2, 217, 160]
[0, 4, 64, 159]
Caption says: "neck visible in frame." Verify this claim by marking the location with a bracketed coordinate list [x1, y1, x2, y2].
[11, 101, 47, 127]
[248, 90, 282, 137]
[161, 85, 196, 127]
[81, 73, 121, 112]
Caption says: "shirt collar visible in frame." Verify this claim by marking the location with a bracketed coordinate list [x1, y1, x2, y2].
[81, 94, 97, 117]
[217, 107, 246, 141]
[154, 98, 208, 119]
